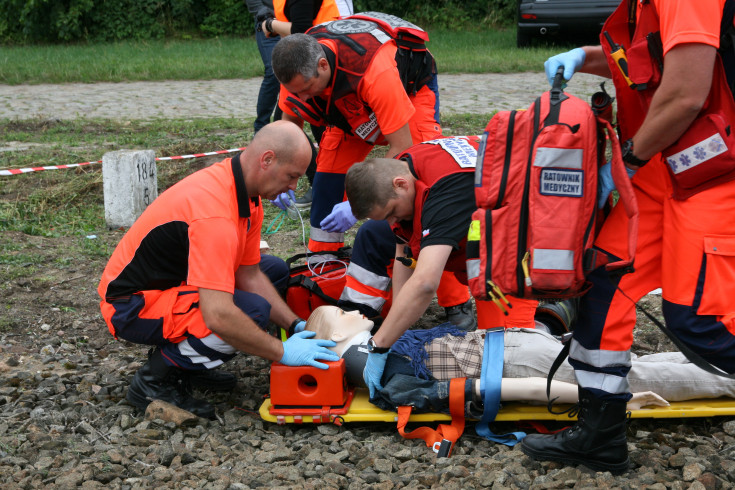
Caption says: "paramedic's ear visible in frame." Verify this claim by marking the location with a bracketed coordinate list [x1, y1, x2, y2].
[392, 175, 411, 192]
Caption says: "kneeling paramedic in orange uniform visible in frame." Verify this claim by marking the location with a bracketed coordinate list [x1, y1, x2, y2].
[520, 0, 735, 475]
[98, 121, 339, 419]
[343, 137, 539, 400]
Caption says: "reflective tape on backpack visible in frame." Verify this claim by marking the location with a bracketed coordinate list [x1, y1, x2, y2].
[533, 249, 574, 271]
[534, 147, 583, 169]
[466, 259, 480, 281]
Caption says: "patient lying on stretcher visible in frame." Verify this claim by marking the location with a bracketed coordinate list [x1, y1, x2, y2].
[305, 306, 735, 415]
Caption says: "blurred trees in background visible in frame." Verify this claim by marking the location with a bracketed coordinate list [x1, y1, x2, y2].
[0, 0, 515, 43]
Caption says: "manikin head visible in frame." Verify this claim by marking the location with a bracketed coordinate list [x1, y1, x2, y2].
[305, 305, 373, 386]
[305, 305, 373, 356]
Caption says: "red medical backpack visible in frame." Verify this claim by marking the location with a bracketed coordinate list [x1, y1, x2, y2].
[466, 72, 639, 301]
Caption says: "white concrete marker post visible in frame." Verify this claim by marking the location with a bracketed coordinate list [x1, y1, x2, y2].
[102, 150, 157, 229]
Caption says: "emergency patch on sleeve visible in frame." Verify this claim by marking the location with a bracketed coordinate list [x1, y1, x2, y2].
[665, 133, 728, 175]
[539, 168, 583, 197]
[424, 137, 477, 168]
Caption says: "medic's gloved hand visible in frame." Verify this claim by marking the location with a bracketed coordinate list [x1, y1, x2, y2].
[280, 331, 339, 369]
[293, 320, 306, 334]
[270, 190, 296, 211]
[544, 48, 586, 86]
[597, 161, 638, 209]
[320, 201, 357, 233]
[363, 351, 389, 399]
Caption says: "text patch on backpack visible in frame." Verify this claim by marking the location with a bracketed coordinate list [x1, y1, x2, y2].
[539, 169, 584, 197]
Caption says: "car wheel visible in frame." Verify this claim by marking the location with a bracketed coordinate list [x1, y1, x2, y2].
[516, 28, 531, 48]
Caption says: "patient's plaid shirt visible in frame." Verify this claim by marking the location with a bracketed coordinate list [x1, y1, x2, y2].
[425, 331, 485, 380]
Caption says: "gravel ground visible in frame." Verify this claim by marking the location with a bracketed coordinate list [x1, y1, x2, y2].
[2, 295, 735, 489]
[2, 74, 735, 488]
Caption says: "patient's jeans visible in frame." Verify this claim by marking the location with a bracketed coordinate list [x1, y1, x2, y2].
[376, 354, 477, 416]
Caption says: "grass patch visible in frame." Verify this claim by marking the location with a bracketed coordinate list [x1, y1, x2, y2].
[0, 30, 574, 85]
[0, 38, 264, 84]
[0, 113, 493, 247]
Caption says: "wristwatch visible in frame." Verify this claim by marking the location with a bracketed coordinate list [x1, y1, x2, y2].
[621, 138, 649, 168]
[366, 337, 390, 354]
[265, 18, 275, 35]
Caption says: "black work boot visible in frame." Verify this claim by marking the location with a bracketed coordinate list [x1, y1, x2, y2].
[445, 299, 477, 331]
[127, 349, 216, 419]
[186, 369, 237, 392]
[534, 298, 579, 336]
[521, 387, 630, 474]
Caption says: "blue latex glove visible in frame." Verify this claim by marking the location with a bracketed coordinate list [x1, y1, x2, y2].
[544, 48, 586, 86]
[270, 190, 296, 211]
[280, 331, 339, 369]
[320, 201, 358, 233]
[598, 161, 638, 209]
[293, 320, 306, 334]
[363, 351, 389, 399]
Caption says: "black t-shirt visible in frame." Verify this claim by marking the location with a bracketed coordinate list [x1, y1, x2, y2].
[284, 0, 324, 33]
[419, 172, 476, 251]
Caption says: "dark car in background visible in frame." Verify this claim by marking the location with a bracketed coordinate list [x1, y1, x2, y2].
[516, 0, 620, 47]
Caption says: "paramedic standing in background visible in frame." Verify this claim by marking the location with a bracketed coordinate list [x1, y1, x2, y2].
[521, 0, 735, 474]
[270, 18, 476, 327]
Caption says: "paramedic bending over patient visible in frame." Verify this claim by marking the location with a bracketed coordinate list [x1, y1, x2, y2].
[305, 306, 735, 414]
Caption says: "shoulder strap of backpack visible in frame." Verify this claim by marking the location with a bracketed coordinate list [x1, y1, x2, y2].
[599, 118, 639, 276]
[396, 377, 466, 457]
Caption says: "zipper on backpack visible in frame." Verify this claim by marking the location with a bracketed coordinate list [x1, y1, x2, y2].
[521, 251, 532, 288]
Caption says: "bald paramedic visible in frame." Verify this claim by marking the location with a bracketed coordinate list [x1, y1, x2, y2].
[98, 121, 339, 419]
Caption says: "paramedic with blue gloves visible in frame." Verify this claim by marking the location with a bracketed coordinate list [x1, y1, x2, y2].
[343, 138, 541, 399]
[521, 0, 735, 475]
[271, 20, 474, 321]
[98, 121, 338, 419]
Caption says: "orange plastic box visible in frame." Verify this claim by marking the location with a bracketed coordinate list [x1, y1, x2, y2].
[270, 359, 348, 407]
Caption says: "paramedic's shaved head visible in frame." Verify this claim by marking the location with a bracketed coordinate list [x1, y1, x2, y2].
[346, 158, 409, 219]
[244, 120, 312, 199]
[249, 120, 310, 165]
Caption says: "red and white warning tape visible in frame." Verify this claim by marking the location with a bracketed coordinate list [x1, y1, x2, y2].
[0, 147, 246, 177]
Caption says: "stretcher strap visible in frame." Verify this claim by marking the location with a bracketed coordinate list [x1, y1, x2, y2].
[396, 377, 466, 457]
[475, 327, 526, 446]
